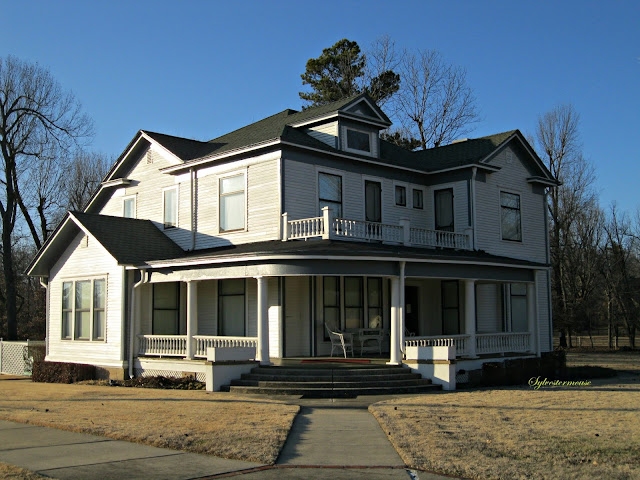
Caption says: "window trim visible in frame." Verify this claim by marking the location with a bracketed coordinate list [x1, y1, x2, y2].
[394, 182, 407, 207]
[434, 187, 455, 232]
[317, 169, 344, 218]
[123, 195, 137, 219]
[61, 276, 107, 342]
[362, 175, 385, 223]
[499, 190, 523, 242]
[218, 278, 246, 336]
[344, 126, 374, 155]
[218, 169, 247, 234]
[412, 187, 424, 210]
[162, 186, 178, 229]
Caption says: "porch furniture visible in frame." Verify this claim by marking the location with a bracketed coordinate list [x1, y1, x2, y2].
[325, 323, 354, 358]
[354, 328, 384, 356]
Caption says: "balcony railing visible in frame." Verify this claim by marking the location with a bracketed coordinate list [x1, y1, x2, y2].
[282, 208, 472, 250]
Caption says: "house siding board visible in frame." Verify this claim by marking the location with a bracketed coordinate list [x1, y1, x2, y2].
[306, 122, 338, 148]
[476, 283, 502, 333]
[475, 146, 547, 263]
[195, 158, 281, 249]
[47, 232, 123, 366]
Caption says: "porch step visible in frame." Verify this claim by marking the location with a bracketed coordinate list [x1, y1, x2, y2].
[220, 364, 442, 397]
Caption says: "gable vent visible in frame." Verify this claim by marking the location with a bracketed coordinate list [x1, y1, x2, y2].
[146, 151, 154, 164]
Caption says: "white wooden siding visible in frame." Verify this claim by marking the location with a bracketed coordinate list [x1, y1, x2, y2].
[475, 146, 547, 262]
[476, 283, 503, 333]
[195, 158, 281, 249]
[47, 232, 124, 367]
[307, 122, 338, 147]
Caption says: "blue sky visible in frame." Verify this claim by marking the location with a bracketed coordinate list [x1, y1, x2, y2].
[3, 1, 639, 213]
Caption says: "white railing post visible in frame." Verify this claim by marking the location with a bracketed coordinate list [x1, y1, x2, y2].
[281, 212, 289, 241]
[321, 206, 333, 240]
[464, 279, 478, 358]
[399, 219, 411, 246]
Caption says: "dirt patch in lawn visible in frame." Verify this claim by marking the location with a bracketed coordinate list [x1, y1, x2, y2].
[371, 353, 640, 479]
[0, 380, 298, 464]
[0, 462, 54, 480]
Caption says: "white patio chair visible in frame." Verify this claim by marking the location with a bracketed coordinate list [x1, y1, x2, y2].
[325, 323, 354, 358]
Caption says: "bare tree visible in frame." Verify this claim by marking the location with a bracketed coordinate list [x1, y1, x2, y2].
[0, 55, 93, 339]
[66, 150, 110, 212]
[392, 49, 479, 149]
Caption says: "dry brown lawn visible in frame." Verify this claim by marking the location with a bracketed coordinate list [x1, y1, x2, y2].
[370, 352, 640, 480]
[0, 380, 298, 464]
[0, 462, 54, 480]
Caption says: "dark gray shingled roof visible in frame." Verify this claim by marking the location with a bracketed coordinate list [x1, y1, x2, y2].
[71, 212, 184, 264]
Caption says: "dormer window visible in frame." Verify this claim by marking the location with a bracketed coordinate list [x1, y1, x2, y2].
[345, 128, 372, 154]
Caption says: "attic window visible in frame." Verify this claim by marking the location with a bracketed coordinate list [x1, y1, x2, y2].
[346, 128, 371, 153]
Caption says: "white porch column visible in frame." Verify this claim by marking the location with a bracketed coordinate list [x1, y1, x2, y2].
[528, 279, 540, 356]
[399, 261, 406, 352]
[388, 276, 401, 365]
[256, 276, 270, 365]
[186, 280, 198, 360]
[464, 279, 477, 358]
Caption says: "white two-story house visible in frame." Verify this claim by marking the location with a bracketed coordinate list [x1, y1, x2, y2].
[27, 93, 557, 382]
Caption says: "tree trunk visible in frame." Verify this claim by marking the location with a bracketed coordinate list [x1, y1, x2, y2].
[2, 223, 17, 340]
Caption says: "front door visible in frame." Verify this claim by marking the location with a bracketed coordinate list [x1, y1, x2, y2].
[365, 180, 382, 223]
[405, 286, 419, 336]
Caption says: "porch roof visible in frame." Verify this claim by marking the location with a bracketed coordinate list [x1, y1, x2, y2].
[141, 239, 549, 270]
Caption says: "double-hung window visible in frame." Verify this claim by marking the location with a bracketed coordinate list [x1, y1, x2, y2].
[395, 185, 407, 206]
[318, 172, 342, 217]
[163, 187, 178, 229]
[218, 279, 245, 336]
[219, 173, 245, 232]
[62, 278, 106, 341]
[435, 188, 454, 232]
[509, 283, 528, 332]
[123, 196, 136, 219]
[152, 283, 179, 335]
[413, 188, 424, 209]
[500, 191, 522, 241]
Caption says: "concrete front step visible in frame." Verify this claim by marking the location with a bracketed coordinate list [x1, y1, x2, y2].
[230, 378, 434, 389]
[221, 363, 440, 397]
[223, 383, 441, 397]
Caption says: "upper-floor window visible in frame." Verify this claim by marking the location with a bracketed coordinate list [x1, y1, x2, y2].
[395, 185, 407, 207]
[219, 173, 245, 232]
[345, 128, 371, 153]
[500, 191, 522, 241]
[319, 172, 342, 217]
[413, 188, 424, 209]
[435, 188, 454, 232]
[62, 278, 105, 341]
[123, 196, 136, 219]
[163, 187, 177, 229]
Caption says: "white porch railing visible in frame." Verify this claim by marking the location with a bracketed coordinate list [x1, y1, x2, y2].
[410, 227, 470, 250]
[333, 218, 404, 243]
[476, 332, 531, 355]
[405, 335, 471, 357]
[137, 335, 259, 359]
[288, 217, 325, 240]
[138, 335, 187, 357]
[193, 336, 258, 358]
[282, 208, 473, 251]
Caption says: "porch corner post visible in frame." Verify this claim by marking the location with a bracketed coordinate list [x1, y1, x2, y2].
[528, 278, 540, 356]
[399, 261, 406, 352]
[464, 279, 477, 358]
[186, 280, 198, 360]
[388, 276, 401, 365]
[321, 206, 333, 240]
[256, 276, 270, 365]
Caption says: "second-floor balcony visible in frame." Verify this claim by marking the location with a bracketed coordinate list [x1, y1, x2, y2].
[282, 207, 473, 250]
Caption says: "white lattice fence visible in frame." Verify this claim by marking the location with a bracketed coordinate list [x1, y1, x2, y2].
[0, 340, 45, 376]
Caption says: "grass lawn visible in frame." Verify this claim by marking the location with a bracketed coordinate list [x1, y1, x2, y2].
[0, 462, 54, 480]
[0, 380, 298, 465]
[370, 351, 640, 480]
